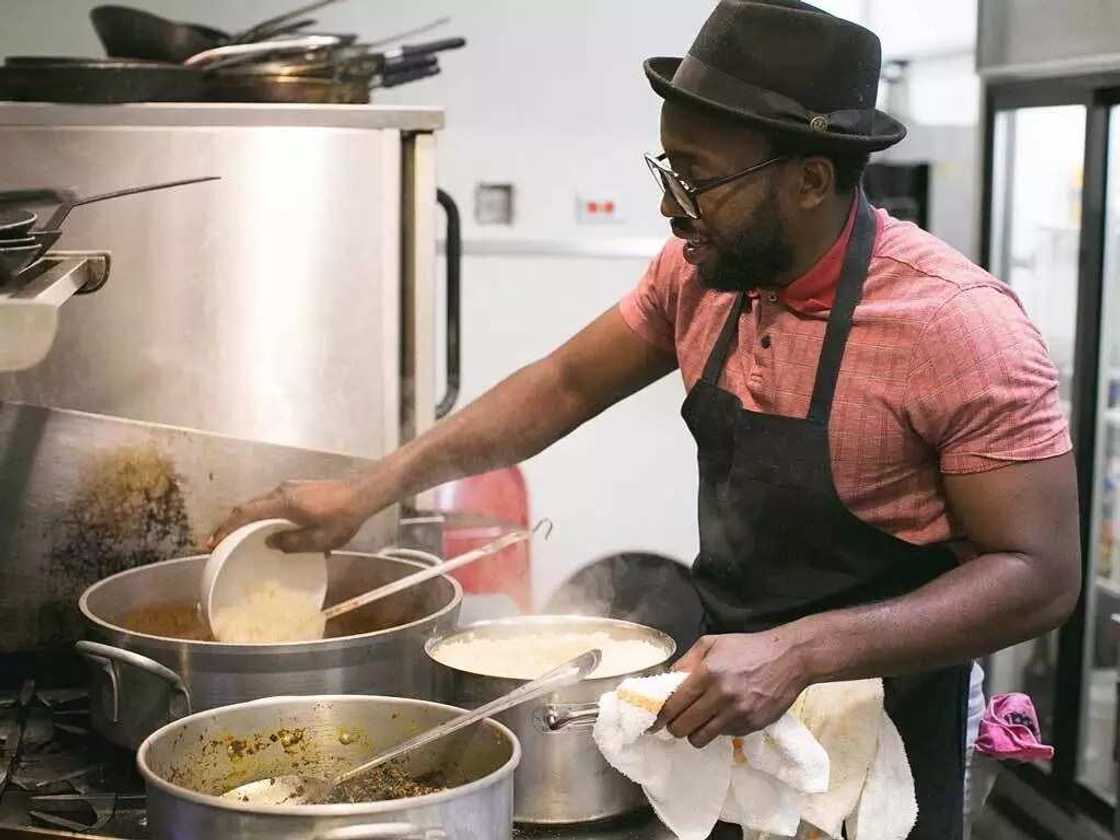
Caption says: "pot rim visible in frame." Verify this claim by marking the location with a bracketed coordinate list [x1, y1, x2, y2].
[80, 552, 463, 654]
[424, 614, 676, 683]
[137, 694, 521, 816]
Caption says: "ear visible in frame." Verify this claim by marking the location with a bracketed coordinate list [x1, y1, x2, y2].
[795, 156, 835, 210]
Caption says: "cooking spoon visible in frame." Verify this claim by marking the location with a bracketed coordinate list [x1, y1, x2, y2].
[223, 648, 601, 806]
[319, 519, 550, 624]
[203, 519, 549, 642]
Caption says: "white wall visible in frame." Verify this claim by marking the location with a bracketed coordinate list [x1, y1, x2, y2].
[1, 0, 985, 603]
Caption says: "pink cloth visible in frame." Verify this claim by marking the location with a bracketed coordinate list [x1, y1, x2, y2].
[619, 209, 1071, 547]
[974, 693, 1054, 762]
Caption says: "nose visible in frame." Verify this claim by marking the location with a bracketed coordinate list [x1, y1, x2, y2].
[660, 189, 685, 219]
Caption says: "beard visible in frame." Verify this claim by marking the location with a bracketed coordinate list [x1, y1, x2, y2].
[698, 185, 795, 293]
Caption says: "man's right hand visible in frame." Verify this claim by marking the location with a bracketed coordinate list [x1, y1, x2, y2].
[207, 479, 371, 554]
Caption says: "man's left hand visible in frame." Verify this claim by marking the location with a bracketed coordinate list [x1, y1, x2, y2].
[656, 631, 810, 748]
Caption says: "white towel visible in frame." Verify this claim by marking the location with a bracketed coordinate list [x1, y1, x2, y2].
[594, 673, 916, 840]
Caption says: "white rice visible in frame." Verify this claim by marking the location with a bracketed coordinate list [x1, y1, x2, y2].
[210, 580, 326, 643]
[430, 630, 668, 680]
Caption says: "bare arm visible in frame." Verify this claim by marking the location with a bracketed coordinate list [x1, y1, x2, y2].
[209, 306, 676, 551]
[793, 452, 1081, 681]
[659, 453, 1081, 746]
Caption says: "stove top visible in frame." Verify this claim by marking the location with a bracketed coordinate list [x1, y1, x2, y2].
[0, 667, 148, 840]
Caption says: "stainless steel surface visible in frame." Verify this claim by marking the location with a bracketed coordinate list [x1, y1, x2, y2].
[0, 103, 443, 130]
[79, 550, 461, 749]
[0, 403, 398, 651]
[230, 649, 599, 805]
[0, 110, 414, 460]
[427, 616, 675, 825]
[184, 35, 343, 67]
[978, 0, 1120, 79]
[402, 130, 438, 509]
[137, 695, 519, 840]
[0, 254, 110, 372]
[75, 641, 191, 726]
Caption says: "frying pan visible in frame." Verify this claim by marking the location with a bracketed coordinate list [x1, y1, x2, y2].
[40, 176, 220, 231]
[0, 209, 36, 239]
[90, 6, 229, 63]
[0, 58, 206, 103]
[0, 244, 41, 286]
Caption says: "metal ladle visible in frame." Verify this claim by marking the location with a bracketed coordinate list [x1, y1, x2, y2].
[223, 648, 602, 806]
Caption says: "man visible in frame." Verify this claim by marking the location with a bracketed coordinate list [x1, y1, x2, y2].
[211, 1, 1080, 836]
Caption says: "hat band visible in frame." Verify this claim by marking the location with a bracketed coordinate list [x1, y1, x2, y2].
[671, 54, 876, 136]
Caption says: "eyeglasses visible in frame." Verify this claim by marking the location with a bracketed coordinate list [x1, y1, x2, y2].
[644, 152, 786, 219]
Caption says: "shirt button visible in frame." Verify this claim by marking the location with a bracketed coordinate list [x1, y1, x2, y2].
[767, 292, 778, 303]
[760, 335, 772, 349]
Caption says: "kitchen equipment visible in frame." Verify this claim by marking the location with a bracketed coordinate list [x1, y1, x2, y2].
[0, 243, 40, 284]
[138, 695, 519, 840]
[0, 104, 450, 463]
[0, 209, 36, 238]
[203, 521, 539, 643]
[90, 6, 229, 63]
[76, 549, 462, 750]
[545, 553, 705, 660]
[39, 175, 220, 230]
[427, 616, 675, 824]
[319, 523, 544, 626]
[183, 34, 344, 68]
[201, 518, 328, 642]
[0, 58, 207, 103]
[227, 650, 600, 806]
[228, 0, 340, 44]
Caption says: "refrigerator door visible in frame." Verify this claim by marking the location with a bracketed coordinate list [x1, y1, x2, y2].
[985, 103, 1087, 761]
[1078, 105, 1120, 807]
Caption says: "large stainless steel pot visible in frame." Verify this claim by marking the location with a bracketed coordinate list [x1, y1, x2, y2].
[137, 694, 519, 840]
[78, 551, 461, 750]
[426, 616, 674, 825]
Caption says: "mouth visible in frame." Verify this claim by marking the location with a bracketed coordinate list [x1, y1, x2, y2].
[672, 224, 714, 266]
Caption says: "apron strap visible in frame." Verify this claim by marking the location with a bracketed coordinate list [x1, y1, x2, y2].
[700, 293, 747, 385]
[807, 191, 877, 424]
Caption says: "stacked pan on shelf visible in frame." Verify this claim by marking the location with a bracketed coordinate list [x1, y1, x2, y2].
[0, 2, 466, 104]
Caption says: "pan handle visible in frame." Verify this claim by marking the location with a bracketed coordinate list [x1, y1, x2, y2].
[541, 702, 600, 732]
[75, 641, 192, 723]
[434, 189, 461, 420]
[315, 825, 446, 840]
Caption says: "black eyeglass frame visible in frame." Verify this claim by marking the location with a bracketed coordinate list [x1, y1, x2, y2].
[644, 152, 787, 219]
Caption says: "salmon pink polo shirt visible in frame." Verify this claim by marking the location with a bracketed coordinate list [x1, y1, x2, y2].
[620, 206, 1072, 547]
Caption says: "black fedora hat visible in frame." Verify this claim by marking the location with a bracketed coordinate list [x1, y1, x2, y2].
[645, 0, 905, 152]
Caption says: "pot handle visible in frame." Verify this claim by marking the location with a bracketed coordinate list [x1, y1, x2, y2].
[315, 825, 446, 840]
[542, 702, 600, 731]
[75, 641, 192, 723]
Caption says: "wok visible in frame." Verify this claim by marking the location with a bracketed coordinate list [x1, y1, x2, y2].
[91, 5, 228, 63]
[0, 208, 36, 239]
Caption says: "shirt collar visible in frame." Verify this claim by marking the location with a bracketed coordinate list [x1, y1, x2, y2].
[751, 195, 859, 315]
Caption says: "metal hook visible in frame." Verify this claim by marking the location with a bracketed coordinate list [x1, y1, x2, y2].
[532, 518, 554, 540]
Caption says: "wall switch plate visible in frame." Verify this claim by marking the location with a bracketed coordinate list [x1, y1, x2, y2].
[475, 183, 514, 225]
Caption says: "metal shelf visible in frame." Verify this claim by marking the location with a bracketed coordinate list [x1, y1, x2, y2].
[0, 252, 111, 372]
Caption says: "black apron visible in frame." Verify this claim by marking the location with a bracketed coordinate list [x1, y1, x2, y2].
[684, 193, 969, 840]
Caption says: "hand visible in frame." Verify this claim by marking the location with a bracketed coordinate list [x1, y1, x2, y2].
[207, 479, 369, 554]
[655, 631, 810, 748]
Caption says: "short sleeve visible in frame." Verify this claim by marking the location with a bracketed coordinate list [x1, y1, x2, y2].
[619, 241, 679, 355]
[905, 285, 1072, 474]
